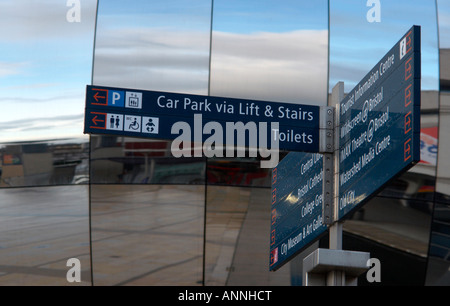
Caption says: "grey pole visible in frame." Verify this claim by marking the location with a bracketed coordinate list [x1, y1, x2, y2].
[327, 82, 344, 285]
[303, 82, 370, 286]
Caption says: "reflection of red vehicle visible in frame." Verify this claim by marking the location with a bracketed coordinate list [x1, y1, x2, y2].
[420, 127, 438, 166]
[406, 184, 435, 213]
[207, 159, 270, 186]
[418, 185, 434, 193]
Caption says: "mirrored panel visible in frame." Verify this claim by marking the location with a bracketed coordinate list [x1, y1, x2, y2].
[426, 0, 450, 286]
[91, 0, 211, 285]
[436, 1, 450, 196]
[0, 0, 96, 285]
[330, 0, 439, 285]
[205, 0, 328, 285]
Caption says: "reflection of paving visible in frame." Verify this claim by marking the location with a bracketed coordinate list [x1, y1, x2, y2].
[204, 186, 250, 285]
[344, 197, 431, 258]
[0, 186, 90, 286]
[205, 186, 290, 285]
[90, 185, 205, 285]
[0, 183, 432, 286]
[92, 185, 291, 286]
[224, 187, 291, 285]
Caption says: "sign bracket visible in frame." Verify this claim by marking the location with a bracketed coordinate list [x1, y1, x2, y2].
[322, 82, 342, 226]
[319, 106, 335, 153]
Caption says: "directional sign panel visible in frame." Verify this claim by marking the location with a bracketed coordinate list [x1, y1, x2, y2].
[85, 86, 321, 152]
[337, 26, 421, 221]
[269, 152, 327, 271]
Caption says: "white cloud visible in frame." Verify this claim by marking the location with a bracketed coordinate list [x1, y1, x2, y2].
[93, 28, 329, 105]
[210, 30, 328, 105]
[0, 61, 28, 78]
[0, 1, 97, 142]
[93, 27, 211, 94]
[0, 113, 86, 142]
[0, 0, 97, 42]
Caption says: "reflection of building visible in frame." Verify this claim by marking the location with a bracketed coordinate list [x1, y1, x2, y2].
[0, 141, 89, 187]
[90, 136, 206, 184]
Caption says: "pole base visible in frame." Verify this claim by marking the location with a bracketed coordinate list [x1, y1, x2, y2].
[303, 248, 370, 286]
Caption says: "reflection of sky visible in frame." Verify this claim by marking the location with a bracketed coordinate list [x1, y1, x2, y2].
[213, 0, 327, 33]
[438, 0, 450, 48]
[94, 0, 329, 105]
[97, 0, 211, 31]
[210, 0, 328, 105]
[330, 0, 440, 92]
[1, 0, 448, 142]
[93, 0, 212, 94]
[0, 0, 97, 142]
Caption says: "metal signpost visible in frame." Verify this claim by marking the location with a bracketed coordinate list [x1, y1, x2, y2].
[83, 25, 421, 286]
[269, 26, 421, 285]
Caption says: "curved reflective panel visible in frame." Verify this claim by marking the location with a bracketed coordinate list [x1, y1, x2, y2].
[436, 1, 450, 194]
[0, 0, 96, 285]
[329, 0, 439, 285]
[90, 0, 212, 285]
[205, 0, 328, 285]
[426, 0, 450, 285]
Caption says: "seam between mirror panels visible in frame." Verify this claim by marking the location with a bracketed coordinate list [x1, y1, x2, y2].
[88, 0, 100, 287]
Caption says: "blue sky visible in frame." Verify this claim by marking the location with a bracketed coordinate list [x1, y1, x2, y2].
[212, 0, 328, 33]
[96, 0, 212, 32]
[329, 0, 440, 91]
[0, 0, 97, 142]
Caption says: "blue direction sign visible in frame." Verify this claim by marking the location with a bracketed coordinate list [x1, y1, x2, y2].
[269, 152, 327, 271]
[337, 26, 421, 220]
[84, 86, 321, 152]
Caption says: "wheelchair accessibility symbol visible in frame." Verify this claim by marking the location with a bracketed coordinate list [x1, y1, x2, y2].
[129, 118, 140, 130]
[124, 115, 141, 132]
